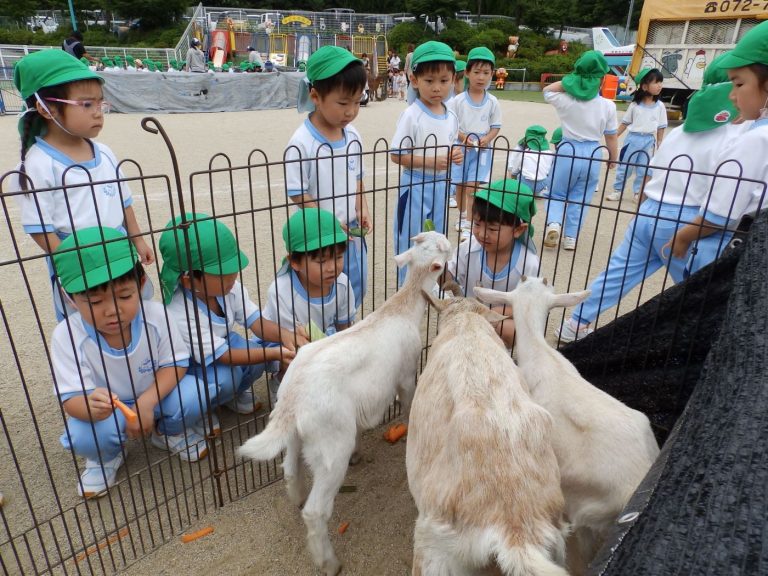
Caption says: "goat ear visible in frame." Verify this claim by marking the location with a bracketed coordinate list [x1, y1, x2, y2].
[441, 279, 464, 297]
[430, 261, 444, 273]
[411, 233, 426, 244]
[473, 287, 510, 306]
[550, 289, 591, 309]
[421, 289, 447, 312]
[479, 306, 509, 326]
[394, 249, 412, 268]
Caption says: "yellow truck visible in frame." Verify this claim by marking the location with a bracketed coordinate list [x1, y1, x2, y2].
[630, 0, 768, 113]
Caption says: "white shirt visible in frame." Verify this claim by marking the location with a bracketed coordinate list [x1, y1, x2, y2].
[166, 281, 261, 366]
[285, 118, 364, 226]
[447, 236, 540, 297]
[447, 91, 502, 138]
[621, 101, 668, 134]
[263, 269, 355, 336]
[644, 124, 745, 207]
[703, 120, 768, 226]
[544, 91, 618, 141]
[13, 138, 132, 237]
[51, 301, 189, 401]
[507, 146, 554, 182]
[391, 100, 459, 173]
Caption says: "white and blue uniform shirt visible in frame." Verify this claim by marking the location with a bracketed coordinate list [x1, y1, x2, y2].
[543, 91, 618, 141]
[621, 101, 668, 134]
[51, 301, 189, 402]
[391, 100, 459, 173]
[263, 269, 356, 336]
[507, 145, 554, 182]
[13, 138, 133, 237]
[644, 124, 746, 207]
[166, 281, 261, 366]
[448, 236, 540, 298]
[285, 119, 364, 227]
[447, 91, 502, 140]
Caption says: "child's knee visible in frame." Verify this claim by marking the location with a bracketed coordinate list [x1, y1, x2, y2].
[63, 417, 122, 461]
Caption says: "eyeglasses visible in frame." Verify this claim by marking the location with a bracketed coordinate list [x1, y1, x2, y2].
[44, 97, 112, 114]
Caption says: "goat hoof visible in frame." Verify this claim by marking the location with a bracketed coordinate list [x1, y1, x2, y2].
[322, 559, 342, 576]
[348, 452, 362, 466]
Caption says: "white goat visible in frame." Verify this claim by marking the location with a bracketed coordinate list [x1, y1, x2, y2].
[238, 231, 452, 576]
[474, 278, 660, 573]
[408, 292, 569, 576]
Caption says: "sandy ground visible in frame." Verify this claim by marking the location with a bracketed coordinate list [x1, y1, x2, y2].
[0, 96, 667, 575]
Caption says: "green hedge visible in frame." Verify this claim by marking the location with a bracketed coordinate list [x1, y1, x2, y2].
[0, 24, 185, 48]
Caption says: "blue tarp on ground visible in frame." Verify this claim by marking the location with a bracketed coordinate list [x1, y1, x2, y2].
[99, 70, 302, 113]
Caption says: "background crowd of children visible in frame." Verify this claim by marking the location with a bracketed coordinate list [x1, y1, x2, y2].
[8, 20, 768, 499]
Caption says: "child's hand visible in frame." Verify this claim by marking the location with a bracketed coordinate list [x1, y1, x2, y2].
[357, 207, 373, 235]
[133, 238, 155, 265]
[478, 136, 491, 148]
[87, 388, 115, 421]
[126, 397, 156, 439]
[276, 346, 297, 368]
[451, 146, 464, 166]
[282, 326, 309, 350]
[661, 236, 691, 260]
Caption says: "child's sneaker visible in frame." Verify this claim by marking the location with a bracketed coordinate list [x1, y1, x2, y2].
[554, 319, 593, 343]
[193, 413, 221, 438]
[544, 223, 561, 248]
[606, 191, 622, 202]
[223, 388, 263, 415]
[77, 452, 125, 498]
[448, 197, 458, 209]
[151, 429, 208, 462]
[562, 236, 576, 251]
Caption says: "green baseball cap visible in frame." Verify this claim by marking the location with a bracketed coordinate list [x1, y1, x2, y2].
[683, 82, 737, 133]
[634, 68, 653, 86]
[283, 208, 348, 253]
[474, 178, 536, 235]
[467, 46, 495, 66]
[14, 49, 101, 100]
[703, 52, 734, 85]
[53, 227, 138, 294]
[158, 213, 248, 304]
[306, 45, 361, 83]
[714, 20, 768, 70]
[519, 125, 548, 151]
[562, 50, 609, 101]
[411, 41, 455, 71]
[551, 126, 563, 145]
[455, 60, 467, 73]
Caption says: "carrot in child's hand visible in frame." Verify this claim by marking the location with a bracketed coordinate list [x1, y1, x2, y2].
[338, 521, 350, 535]
[112, 396, 137, 423]
[181, 526, 214, 543]
[383, 423, 408, 444]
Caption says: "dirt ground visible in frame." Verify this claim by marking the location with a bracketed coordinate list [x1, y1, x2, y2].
[0, 96, 666, 575]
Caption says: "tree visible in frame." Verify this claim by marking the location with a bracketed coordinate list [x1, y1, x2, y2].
[105, 0, 188, 29]
[0, 0, 39, 25]
[406, 0, 467, 19]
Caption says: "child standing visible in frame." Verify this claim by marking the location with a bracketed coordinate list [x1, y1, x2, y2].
[391, 41, 463, 282]
[666, 21, 768, 266]
[10, 50, 153, 320]
[556, 58, 741, 342]
[446, 178, 539, 347]
[449, 47, 502, 239]
[286, 45, 371, 307]
[398, 70, 407, 101]
[51, 228, 209, 498]
[543, 50, 619, 251]
[160, 214, 303, 415]
[507, 125, 554, 197]
[264, 208, 356, 339]
[606, 68, 667, 202]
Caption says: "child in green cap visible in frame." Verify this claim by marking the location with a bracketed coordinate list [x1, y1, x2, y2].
[449, 46, 502, 240]
[445, 178, 539, 347]
[51, 227, 209, 498]
[11, 50, 154, 321]
[507, 125, 554, 198]
[287, 44, 371, 309]
[264, 208, 355, 340]
[557, 55, 743, 343]
[160, 214, 304, 416]
[392, 40, 463, 284]
[665, 20, 768, 266]
[606, 68, 667, 202]
[542, 50, 619, 251]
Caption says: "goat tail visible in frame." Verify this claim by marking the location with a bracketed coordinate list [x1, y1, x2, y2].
[495, 544, 569, 576]
[237, 404, 296, 462]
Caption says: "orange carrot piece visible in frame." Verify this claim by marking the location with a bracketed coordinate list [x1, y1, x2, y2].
[338, 521, 350, 535]
[181, 526, 214, 543]
[383, 423, 408, 444]
[112, 397, 137, 423]
[75, 527, 129, 562]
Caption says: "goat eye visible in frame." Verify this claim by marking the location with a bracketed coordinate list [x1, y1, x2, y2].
[542, 277, 548, 286]
[521, 275, 527, 282]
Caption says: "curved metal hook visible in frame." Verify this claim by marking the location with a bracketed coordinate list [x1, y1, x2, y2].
[141, 116, 187, 220]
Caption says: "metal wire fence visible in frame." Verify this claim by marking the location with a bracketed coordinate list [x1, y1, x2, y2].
[0, 119, 765, 574]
